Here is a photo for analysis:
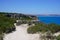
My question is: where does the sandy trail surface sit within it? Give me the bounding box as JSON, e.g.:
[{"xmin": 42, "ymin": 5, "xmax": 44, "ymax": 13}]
[{"xmin": 4, "ymin": 24, "xmax": 40, "ymax": 40}]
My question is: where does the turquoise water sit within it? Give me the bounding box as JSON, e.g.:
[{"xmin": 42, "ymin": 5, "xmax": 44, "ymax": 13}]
[{"xmin": 38, "ymin": 16, "xmax": 60, "ymax": 24}]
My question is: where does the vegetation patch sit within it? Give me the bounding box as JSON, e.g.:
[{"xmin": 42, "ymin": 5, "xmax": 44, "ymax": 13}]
[
  {"xmin": 56, "ymin": 35, "xmax": 60, "ymax": 40},
  {"xmin": 0, "ymin": 13, "xmax": 16, "ymax": 34},
  {"xmin": 27, "ymin": 23, "xmax": 60, "ymax": 34}
]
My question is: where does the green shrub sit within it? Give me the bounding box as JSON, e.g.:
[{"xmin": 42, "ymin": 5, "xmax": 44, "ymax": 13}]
[
  {"xmin": 0, "ymin": 13, "xmax": 16, "ymax": 33},
  {"xmin": 27, "ymin": 23, "xmax": 60, "ymax": 34},
  {"xmin": 56, "ymin": 35, "xmax": 60, "ymax": 40}
]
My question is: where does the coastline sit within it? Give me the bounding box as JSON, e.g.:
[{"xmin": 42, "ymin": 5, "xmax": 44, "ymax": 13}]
[{"xmin": 38, "ymin": 16, "xmax": 60, "ymax": 24}]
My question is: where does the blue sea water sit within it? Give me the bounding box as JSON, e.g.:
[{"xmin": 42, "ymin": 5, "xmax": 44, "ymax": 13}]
[{"xmin": 38, "ymin": 16, "xmax": 60, "ymax": 24}]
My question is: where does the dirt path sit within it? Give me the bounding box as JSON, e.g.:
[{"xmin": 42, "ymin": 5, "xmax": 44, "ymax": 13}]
[{"xmin": 4, "ymin": 24, "xmax": 40, "ymax": 40}]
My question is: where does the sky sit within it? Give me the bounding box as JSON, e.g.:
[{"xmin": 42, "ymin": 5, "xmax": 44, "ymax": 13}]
[{"xmin": 0, "ymin": 0, "xmax": 60, "ymax": 15}]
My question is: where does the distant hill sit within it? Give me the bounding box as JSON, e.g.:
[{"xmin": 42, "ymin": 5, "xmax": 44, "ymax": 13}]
[
  {"xmin": 36, "ymin": 14, "xmax": 60, "ymax": 16},
  {"xmin": 0, "ymin": 12, "xmax": 37, "ymax": 20}
]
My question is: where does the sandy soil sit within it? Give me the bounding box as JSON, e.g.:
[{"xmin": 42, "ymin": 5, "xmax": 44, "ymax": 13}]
[
  {"xmin": 53, "ymin": 32, "xmax": 60, "ymax": 36},
  {"xmin": 4, "ymin": 24, "xmax": 40, "ymax": 40}
]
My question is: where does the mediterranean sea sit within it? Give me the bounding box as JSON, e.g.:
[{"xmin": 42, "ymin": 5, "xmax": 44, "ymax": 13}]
[{"xmin": 38, "ymin": 16, "xmax": 60, "ymax": 24}]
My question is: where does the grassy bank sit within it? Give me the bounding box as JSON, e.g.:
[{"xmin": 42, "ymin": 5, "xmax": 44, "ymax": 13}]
[
  {"xmin": 0, "ymin": 14, "xmax": 16, "ymax": 33},
  {"xmin": 0, "ymin": 13, "xmax": 16, "ymax": 40},
  {"xmin": 27, "ymin": 23, "xmax": 60, "ymax": 40},
  {"xmin": 27, "ymin": 23, "xmax": 60, "ymax": 34}
]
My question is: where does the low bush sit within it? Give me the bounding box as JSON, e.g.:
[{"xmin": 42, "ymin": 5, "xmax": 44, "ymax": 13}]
[{"xmin": 27, "ymin": 23, "xmax": 60, "ymax": 34}]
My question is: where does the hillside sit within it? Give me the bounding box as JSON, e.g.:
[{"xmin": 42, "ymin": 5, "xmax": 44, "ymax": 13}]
[
  {"xmin": 0, "ymin": 12, "xmax": 37, "ymax": 20},
  {"xmin": 0, "ymin": 12, "xmax": 38, "ymax": 40}
]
